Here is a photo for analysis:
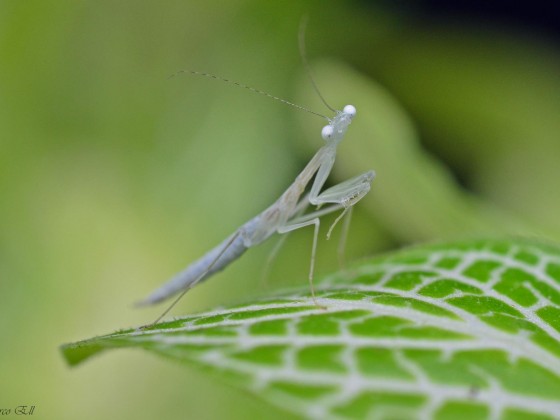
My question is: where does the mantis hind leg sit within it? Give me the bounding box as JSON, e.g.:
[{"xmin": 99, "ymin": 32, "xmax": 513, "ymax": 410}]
[{"xmin": 139, "ymin": 230, "xmax": 243, "ymax": 329}]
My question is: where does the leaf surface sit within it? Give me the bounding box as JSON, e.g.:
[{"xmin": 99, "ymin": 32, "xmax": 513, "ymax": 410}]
[{"xmin": 61, "ymin": 239, "xmax": 560, "ymax": 419}]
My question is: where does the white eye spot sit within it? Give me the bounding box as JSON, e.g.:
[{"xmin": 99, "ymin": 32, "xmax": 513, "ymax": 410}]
[
  {"xmin": 343, "ymin": 104, "xmax": 356, "ymax": 118},
  {"xmin": 321, "ymin": 125, "xmax": 334, "ymax": 139}
]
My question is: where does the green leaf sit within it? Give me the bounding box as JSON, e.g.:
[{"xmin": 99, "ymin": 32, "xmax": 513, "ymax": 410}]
[{"xmin": 61, "ymin": 239, "xmax": 560, "ymax": 419}]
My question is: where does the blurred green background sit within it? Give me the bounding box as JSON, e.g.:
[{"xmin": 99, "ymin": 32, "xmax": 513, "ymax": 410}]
[{"xmin": 2, "ymin": 0, "xmax": 560, "ymax": 419}]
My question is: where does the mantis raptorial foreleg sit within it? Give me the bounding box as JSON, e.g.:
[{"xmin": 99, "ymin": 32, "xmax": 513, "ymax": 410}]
[{"xmin": 275, "ymin": 167, "xmax": 375, "ymax": 302}]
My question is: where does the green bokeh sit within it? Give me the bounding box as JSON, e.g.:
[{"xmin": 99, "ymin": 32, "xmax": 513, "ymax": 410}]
[{"xmin": 2, "ymin": 1, "xmax": 560, "ymax": 419}]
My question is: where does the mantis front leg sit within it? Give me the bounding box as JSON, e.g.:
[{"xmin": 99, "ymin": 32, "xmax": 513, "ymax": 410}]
[
  {"xmin": 277, "ymin": 166, "xmax": 375, "ymax": 303},
  {"xmin": 313, "ymin": 169, "xmax": 376, "ymax": 234}
]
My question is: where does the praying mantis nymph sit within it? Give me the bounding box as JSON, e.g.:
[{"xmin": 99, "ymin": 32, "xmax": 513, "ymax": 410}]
[{"xmin": 138, "ymin": 26, "xmax": 376, "ymax": 326}]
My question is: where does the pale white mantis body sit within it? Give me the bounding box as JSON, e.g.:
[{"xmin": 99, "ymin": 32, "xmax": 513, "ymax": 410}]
[
  {"xmin": 138, "ymin": 28, "xmax": 375, "ymax": 325},
  {"xmin": 138, "ymin": 99, "xmax": 375, "ymax": 324}
]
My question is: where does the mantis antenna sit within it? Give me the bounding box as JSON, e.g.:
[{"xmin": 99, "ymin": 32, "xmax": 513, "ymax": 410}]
[
  {"xmin": 168, "ymin": 70, "xmax": 329, "ymax": 120},
  {"xmin": 168, "ymin": 17, "xmax": 335, "ymax": 120},
  {"xmin": 298, "ymin": 15, "xmax": 336, "ymax": 113}
]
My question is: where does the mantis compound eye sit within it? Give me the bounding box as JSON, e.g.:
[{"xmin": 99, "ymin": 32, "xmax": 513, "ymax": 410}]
[
  {"xmin": 343, "ymin": 105, "xmax": 356, "ymax": 118},
  {"xmin": 321, "ymin": 125, "xmax": 334, "ymax": 140}
]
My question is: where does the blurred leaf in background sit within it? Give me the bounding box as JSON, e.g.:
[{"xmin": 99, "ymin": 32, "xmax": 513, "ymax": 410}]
[{"xmin": 1, "ymin": 0, "xmax": 559, "ymax": 418}]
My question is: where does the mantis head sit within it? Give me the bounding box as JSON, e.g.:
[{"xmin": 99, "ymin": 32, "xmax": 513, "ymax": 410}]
[{"xmin": 321, "ymin": 105, "xmax": 356, "ymax": 143}]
